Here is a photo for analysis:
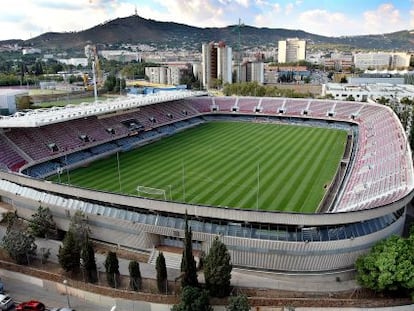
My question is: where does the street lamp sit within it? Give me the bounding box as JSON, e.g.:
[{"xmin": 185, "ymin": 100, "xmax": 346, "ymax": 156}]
[{"xmin": 63, "ymin": 279, "xmax": 71, "ymax": 308}]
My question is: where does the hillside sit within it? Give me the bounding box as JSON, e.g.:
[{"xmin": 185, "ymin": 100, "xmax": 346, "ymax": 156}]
[{"xmin": 5, "ymin": 14, "xmax": 413, "ymax": 51}]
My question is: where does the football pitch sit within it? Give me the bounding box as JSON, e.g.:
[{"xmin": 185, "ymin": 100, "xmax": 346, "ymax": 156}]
[{"xmin": 50, "ymin": 121, "xmax": 347, "ymax": 213}]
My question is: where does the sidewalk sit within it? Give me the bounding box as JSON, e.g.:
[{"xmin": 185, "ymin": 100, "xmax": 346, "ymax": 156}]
[{"xmin": 33, "ymin": 237, "xmax": 359, "ymax": 293}]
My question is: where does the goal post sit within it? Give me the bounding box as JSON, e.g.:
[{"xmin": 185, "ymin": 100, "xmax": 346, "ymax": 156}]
[{"xmin": 137, "ymin": 185, "xmax": 167, "ymax": 201}]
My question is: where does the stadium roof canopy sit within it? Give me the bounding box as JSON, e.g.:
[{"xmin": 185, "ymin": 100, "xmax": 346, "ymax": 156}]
[{"xmin": 0, "ymin": 90, "xmax": 207, "ymax": 128}]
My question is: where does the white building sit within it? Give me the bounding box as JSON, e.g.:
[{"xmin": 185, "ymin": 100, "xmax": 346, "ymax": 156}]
[
  {"xmin": 201, "ymin": 42, "xmax": 232, "ymax": 89},
  {"xmin": 0, "ymin": 89, "xmax": 29, "ymax": 115},
  {"xmin": 58, "ymin": 58, "xmax": 88, "ymax": 67},
  {"xmin": 145, "ymin": 66, "xmax": 184, "ymax": 86},
  {"xmin": 278, "ymin": 38, "xmax": 306, "ymax": 63},
  {"xmin": 354, "ymin": 52, "xmax": 411, "ymax": 70},
  {"xmin": 22, "ymin": 48, "xmax": 41, "ymax": 55},
  {"xmin": 99, "ymin": 50, "xmax": 141, "ymax": 62},
  {"xmin": 322, "ymin": 83, "xmax": 414, "ymax": 102}
]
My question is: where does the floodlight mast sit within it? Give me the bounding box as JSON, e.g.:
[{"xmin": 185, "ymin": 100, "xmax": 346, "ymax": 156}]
[{"xmin": 92, "ymin": 60, "xmax": 98, "ymax": 102}]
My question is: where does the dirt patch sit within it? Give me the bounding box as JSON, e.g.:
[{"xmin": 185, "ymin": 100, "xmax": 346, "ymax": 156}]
[{"xmin": 93, "ymin": 241, "xmax": 149, "ymax": 262}]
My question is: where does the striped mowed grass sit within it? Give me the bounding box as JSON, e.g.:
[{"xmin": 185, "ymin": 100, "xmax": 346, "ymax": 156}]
[{"xmin": 51, "ymin": 121, "xmax": 347, "ymax": 213}]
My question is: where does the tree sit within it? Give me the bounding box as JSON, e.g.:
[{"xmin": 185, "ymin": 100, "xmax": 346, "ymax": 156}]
[
  {"xmin": 180, "ymin": 214, "xmax": 198, "ymax": 288},
  {"xmin": 105, "ymin": 251, "xmax": 120, "ymax": 288},
  {"xmin": 128, "ymin": 260, "xmax": 142, "ymax": 291},
  {"xmin": 226, "ymin": 293, "xmax": 250, "ymax": 311},
  {"xmin": 156, "ymin": 252, "xmax": 168, "ymax": 294},
  {"xmin": 377, "ymin": 96, "xmax": 390, "ymax": 105},
  {"xmin": 2, "ymin": 228, "xmax": 37, "ymax": 265},
  {"xmin": 346, "ymin": 95, "xmax": 355, "ymax": 101},
  {"xmin": 356, "ymin": 234, "xmax": 414, "ymax": 297},
  {"xmin": 58, "ymin": 230, "xmax": 80, "ymax": 274},
  {"xmin": 171, "ymin": 286, "xmax": 213, "ymax": 311},
  {"xmin": 68, "ymin": 210, "xmax": 90, "ymax": 244},
  {"xmin": 58, "ymin": 211, "xmax": 90, "ymax": 274},
  {"xmin": 104, "ymin": 74, "xmax": 117, "ymax": 92},
  {"xmin": 80, "ymin": 234, "xmax": 97, "ymax": 283},
  {"xmin": 204, "ymin": 236, "xmax": 232, "ymax": 297},
  {"xmin": 28, "ymin": 206, "xmax": 57, "ymax": 238}
]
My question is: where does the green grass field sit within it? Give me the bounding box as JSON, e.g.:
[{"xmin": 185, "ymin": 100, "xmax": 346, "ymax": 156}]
[
  {"xmin": 33, "ymin": 96, "xmax": 107, "ymax": 108},
  {"xmin": 50, "ymin": 121, "xmax": 347, "ymax": 213}
]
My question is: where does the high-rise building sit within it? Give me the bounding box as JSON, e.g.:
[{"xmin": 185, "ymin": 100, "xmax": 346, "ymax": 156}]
[
  {"xmin": 278, "ymin": 38, "xmax": 306, "ymax": 63},
  {"xmin": 353, "ymin": 52, "xmax": 411, "ymax": 70},
  {"xmin": 240, "ymin": 61, "xmax": 264, "ymax": 84},
  {"xmin": 144, "ymin": 65, "xmax": 186, "ymax": 86},
  {"xmin": 202, "ymin": 41, "xmax": 232, "ymax": 89}
]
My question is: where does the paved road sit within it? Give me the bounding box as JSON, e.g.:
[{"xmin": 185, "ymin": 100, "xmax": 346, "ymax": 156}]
[{"xmin": 2, "ymin": 275, "xmax": 115, "ymax": 311}]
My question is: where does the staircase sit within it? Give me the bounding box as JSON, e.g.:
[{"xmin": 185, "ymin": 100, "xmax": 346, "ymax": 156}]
[{"xmin": 148, "ymin": 248, "xmax": 183, "ymax": 270}]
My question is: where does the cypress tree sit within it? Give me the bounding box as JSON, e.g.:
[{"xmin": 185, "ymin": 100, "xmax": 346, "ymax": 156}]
[
  {"xmin": 129, "ymin": 260, "xmax": 142, "ymax": 291},
  {"xmin": 204, "ymin": 236, "xmax": 232, "ymax": 297},
  {"xmin": 58, "ymin": 230, "xmax": 80, "ymax": 274},
  {"xmin": 80, "ymin": 234, "xmax": 97, "ymax": 283},
  {"xmin": 105, "ymin": 251, "xmax": 120, "ymax": 288},
  {"xmin": 180, "ymin": 213, "xmax": 198, "ymax": 288},
  {"xmin": 156, "ymin": 252, "xmax": 168, "ymax": 294}
]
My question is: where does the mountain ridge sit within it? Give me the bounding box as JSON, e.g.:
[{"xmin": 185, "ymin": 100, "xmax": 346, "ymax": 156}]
[{"xmin": 2, "ymin": 14, "xmax": 412, "ymax": 51}]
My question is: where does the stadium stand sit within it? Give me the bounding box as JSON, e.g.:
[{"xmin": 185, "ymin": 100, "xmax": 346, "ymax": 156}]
[
  {"xmin": 214, "ymin": 97, "xmax": 237, "ymax": 112},
  {"xmin": 0, "ymin": 134, "xmax": 27, "ymax": 171},
  {"xmin": 308, "ymin": 100, "xmax": 334, "ymax": 117},
  {"xmin": 237, "ymin": 97, "xmax": 260, "ymax": 113},
  {"xmin": 0, "ymin": 93, "xmax": 413, "ymax": 274},
  {"xmin": 0, "ymin": 96, "xmax": 411, "ymax": 215}
]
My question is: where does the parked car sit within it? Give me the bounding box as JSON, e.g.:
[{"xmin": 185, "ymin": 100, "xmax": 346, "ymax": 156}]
[
  {"xmin": 0, "ymin": 294, "xmax": 14, "ymax": 310},
  {"xmin": 50, "ymin": 308, "xmax": 76, "ymax": 311},
  {"xmin": 15, "ymin": 300, "xmax": 45, "ymax": 311}
]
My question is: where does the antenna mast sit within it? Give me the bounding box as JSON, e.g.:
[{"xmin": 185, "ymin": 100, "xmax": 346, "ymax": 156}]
[{"xmin": 233, "ymin": 18, "xmax": 244, "ymax": 82}]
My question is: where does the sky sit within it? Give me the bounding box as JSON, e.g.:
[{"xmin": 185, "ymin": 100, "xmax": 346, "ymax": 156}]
[{"xmin": 1, "ymin": 0, "xmax": 413, "ymax": 41}]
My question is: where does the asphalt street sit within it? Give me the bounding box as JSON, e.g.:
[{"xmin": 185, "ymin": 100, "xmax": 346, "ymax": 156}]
[{"xmin": 1, "ymin": 274, "xmax": 115, "ymax": 311}]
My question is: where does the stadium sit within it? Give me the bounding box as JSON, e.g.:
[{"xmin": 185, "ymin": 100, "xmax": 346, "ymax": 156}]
[{"xmin": 0, "ymin": 90, "xmax": 413, "ymax": 274}]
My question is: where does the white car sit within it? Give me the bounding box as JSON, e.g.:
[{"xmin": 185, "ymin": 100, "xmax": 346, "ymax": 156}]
[
  {"xmin": 0, "ymin": 294, "xmax": 13, "ymax": 311},
  {"xmin": 50, "ymin": 308, "xmax": 76, "ymax": 311}
]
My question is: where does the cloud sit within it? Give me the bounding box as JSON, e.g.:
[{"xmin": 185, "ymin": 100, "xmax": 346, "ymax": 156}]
[
  {"xmin": 254, "ymin": 3, "xmax": 282, "ymax": 28},
  {"xmin": 145, "ymin": 0, "xmax": 258, "ymax": 28},
  {"xmin": 411, "ymin": 8, "xmax": 414, "ymax": 30},
  {"xmin": 362, "ymin": 3, "xmax": 403, "ymax": 34},
  {"xmin": 0, "ymin": 0, "xmax": 411, "ymax": 41},
  {"xmin": 235, "ymin": 0, "xmax": 250, "ymax": 7},
  {"xmin": 285, "ymin": 3, "xmax": 294, "ymax": 15},
  {"xmin": 362, "ymin": 3, "xmax": 413, "ymax": 34},
  {"xmin": 297, "ymin": 9, "xmax": 351, "ymax": 36}
]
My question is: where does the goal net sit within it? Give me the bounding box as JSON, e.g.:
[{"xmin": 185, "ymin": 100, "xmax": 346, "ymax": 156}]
[{"xmin": 137, "ymin": 185, "xmax": 167, "ymax": 201}]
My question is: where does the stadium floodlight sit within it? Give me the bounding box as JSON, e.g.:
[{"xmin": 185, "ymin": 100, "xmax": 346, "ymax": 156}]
[
  {"xmin": 257, "ymin": 162, "xmax": 260, "ymax": 211},
  {"xmin": 137, "ymin": 185, "xmax": 167, "ymax": 201}
]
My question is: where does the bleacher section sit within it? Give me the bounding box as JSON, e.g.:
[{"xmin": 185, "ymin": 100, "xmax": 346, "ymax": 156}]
[
  {"xmin": 4, "ymin": 100, "xmax": 199, "ymax": 162},
  {"xmin": 238, "ymin": 97, "xmax": 260, "ymax": 113},
  {"xmin": 0, "ymin": 95, "xmax": 412, "ymax": 214},
  {"xmin": 0, "ymin": 134, "xmax": 27, "ymax": 171}
]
